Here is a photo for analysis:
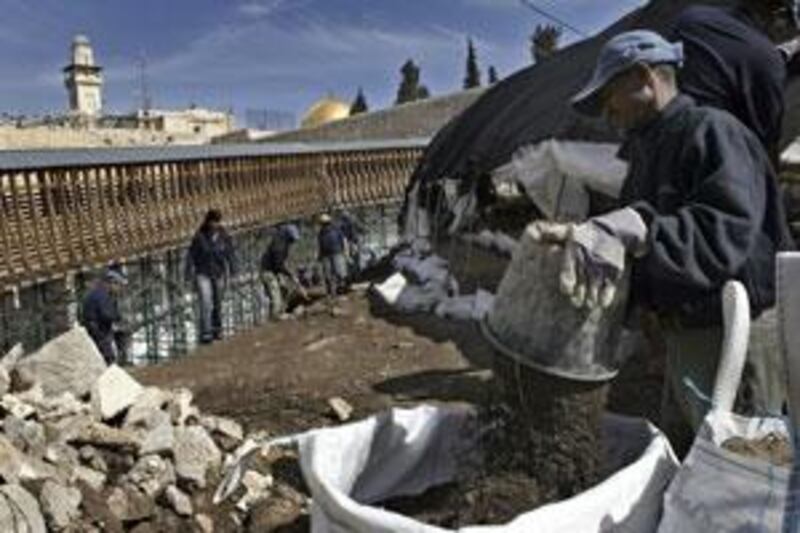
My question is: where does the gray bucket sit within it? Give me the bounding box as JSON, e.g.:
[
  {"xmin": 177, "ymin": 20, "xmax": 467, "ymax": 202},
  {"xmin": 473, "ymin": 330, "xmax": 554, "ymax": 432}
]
[{"xmin": 482, "ymin": 224, "xmax": 629, "ymax": 382}]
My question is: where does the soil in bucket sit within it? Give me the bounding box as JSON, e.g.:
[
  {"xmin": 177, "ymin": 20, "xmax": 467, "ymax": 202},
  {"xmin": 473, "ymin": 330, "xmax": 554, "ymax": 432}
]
[
  {"xmin": 382, "ymin": 356, "xmax": 610, "ymax": 527},
  {"xmin": 721, "ymin": 432, "xmax": 793, "ymax": 466}
]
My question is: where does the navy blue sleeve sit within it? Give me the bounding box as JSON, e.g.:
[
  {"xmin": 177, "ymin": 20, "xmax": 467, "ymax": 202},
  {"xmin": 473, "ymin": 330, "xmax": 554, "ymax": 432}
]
[{"xmin": 631, "ymin": 115, "xmax": 766, "ymax": 295}]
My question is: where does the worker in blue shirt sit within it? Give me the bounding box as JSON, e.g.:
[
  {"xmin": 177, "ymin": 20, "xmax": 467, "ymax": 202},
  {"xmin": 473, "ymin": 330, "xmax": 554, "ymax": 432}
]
[
  {"xmin": 186, "ymin": 209, "xmax": 237, "ymax": 343},
  {"xmin": 317, "ymin": 213, "xmax": 349, "ymax": 296},
  {"xmin": 261, "ymin": 223, "xmax": 307, "ymax": 318},
  {"xmin": 81, "ymin": 267, "xmax": 128, "ymax": 364}
]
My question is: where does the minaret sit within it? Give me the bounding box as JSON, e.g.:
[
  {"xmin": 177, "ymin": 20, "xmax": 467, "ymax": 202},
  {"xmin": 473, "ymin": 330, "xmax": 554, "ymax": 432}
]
[{"xmin": 63, "ymin": 35, "xmax": 103, "ymax": 116}]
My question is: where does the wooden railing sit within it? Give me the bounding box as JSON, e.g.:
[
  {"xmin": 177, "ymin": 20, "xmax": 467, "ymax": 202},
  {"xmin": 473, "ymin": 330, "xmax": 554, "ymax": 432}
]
[{"xmin": 0, "ymin": 141, "xmax": 425, "ymax": 289}]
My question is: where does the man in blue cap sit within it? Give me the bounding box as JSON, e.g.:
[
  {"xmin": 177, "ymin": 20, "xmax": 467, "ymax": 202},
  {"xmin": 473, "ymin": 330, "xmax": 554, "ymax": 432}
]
[
  {"xmin": 260, "ymin": 223, "xmax": 307, "ymax": 319},
  {"xmin": 534, "ymin": 30, "xmax": 793, "ymax": 454},
  {"xmin": 81, "ymin": 266, "xmax": 128, "ymax": 364}
]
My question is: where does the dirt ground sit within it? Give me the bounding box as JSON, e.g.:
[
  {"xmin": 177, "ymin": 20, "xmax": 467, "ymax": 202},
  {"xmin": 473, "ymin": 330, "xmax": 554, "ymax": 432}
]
[
  {"xmin": 134, "ymin": 291, "xmax": 496, "ymax": 436},
  {"xmin": 130, "ymin": 279, "xmax": 663, "ymax": 530}
]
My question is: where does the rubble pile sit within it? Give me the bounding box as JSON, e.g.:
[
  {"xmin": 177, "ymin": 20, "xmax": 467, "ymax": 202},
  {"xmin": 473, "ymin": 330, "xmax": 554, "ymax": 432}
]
[{"xmin": 0, "ymin": 327, "xmax": 309, "ymax": 532}]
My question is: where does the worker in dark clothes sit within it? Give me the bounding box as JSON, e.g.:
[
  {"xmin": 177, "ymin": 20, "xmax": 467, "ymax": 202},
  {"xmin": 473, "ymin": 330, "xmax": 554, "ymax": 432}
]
[
  {"xmin": 535, "ymin": 30, "xmax": 794, "ymax": 455},
  {"xmin": 260, "ymin": 223, "xmax": 307, "ymax": 318},
  {"xmin": 81, "ymin": 267, "xmax": 128, "ymax": 364},
  {"xmin": 670, "ymin": 0, "xmax": 800, "ymax": 163},
  {"xmin": 186, "ymin": 209, "xmax": 237, "ymax": 344},
  {"xmin": 317, "ymin": 213, "xmax": 349, "ymax": 296},
  {"xmin": 335, "ymin": 210, "xmax": 363, "ymax": 280}
]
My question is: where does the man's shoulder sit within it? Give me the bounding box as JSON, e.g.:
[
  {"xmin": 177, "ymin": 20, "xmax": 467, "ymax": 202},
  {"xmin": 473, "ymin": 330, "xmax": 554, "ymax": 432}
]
[
  {"xmin": 675, "ymin": 4, "xmax": 733, "ymax": 27},
  {"xmin": 676, "ymin": 100, "xmax": 763, "ymax": 150}
]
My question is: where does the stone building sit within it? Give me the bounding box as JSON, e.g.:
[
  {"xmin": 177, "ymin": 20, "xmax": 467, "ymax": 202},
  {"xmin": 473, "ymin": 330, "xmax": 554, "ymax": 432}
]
[{"xmin": 63, "ymin": 35, "xmax": 103, "ymax": 117}]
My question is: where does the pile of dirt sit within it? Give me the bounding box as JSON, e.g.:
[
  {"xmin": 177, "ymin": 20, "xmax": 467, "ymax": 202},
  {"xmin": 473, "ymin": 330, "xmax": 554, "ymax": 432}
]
[
  {"xmin": 381, "ymin": 360, "xmax": 610, "ymax": 528},
  {"xmin": 721, "ymin": 433, "xmax": 793, "ymax": 466}
]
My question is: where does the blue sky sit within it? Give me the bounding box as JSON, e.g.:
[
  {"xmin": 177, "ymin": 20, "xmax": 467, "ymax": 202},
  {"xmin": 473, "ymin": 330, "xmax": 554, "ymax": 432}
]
[{"xmin": 0, "ymin": 0, "xmax": 643, "ymax": 126}]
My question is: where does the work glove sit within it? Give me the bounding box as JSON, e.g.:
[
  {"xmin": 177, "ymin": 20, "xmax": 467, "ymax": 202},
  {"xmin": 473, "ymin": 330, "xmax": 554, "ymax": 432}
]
[{"xmin": 530, "ymin": 207, "xmax": 647, "ymax": 310}]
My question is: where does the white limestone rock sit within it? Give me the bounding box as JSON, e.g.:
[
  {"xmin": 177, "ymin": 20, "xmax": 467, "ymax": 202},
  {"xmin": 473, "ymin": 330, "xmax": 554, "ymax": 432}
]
[
  {"xmin": 165, "ymin": 485, "xmax": 193, "ymax": 516},
  {"xmin": 127, "ymin": 455, "xmax": 175, "ymax": 498},
  {"xmin": 201, "ymin": 415, "xmax": 243, "ymax": 451},
  {"xmin": 174, "ymin": 426, "xmax": 221, "ymax": 489},
  {"xmin": 16, "ymin": 327, "xmax": 107, "ymax": 398},
  {"xmin": 167, "ymin": 388, "xmax": 199, "ymax": 427},
  {"xmin": 40, "ymin": 480, "xmax": 82, "ymax": 531},
  {"xmin": 91, "ymin": 365, "xmax": 143, "ymax": 421},
  {"xmin": 236, "ymin": 470, "xmax": 273, "ymax": 512},
  {"xmin": 0, "ymin": 484, "xmax": 47, "ymax": 533},
  {"xmin": 124, "ymin": 387, "xmax": 169, "ymax": 428},
  {"xmin": 139, "ymin": 410, "xmax": 175, "ymax": 457}
]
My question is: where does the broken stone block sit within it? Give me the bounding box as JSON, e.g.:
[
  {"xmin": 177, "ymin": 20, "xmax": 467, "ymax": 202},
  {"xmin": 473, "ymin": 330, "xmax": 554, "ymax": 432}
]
[
  {"xmin": 195, "ymin": 513, "xmax": 214, "ymax": 533},
  {"xmin": 0, "ymin": 394, "xmax": 37, "ymax": 420},
  {"xmin": 201, "ymin": 415, "xmax": 243, "ymax": 451},
  {"xmin": 127, "ymin": 455, "xmax": 175, "ymax": 498},
  {"xmin": 91, "ymin": 365, "xmax": 144, "ymax": 421},
  {"xmin": 236, "ymin": 470, "xmax": 273, "ymax": 513},
  {"xmin": 327, "ymin": 397, "xmax": 353, "ymax": 422},
  {"xmin": 0, "ymin": 434, "xmax": 24, "ymax": 483},
  {"xmin": 4, "ymin": 414, "xmax": 46, "ymax": 457},
  {"xmin": 107, "ymin": 484, "xmax": 156, "ymax": 523},
  {"xmin": 74, "ymin": 465, "xmax": 107, "ymax": 491},
  {"xmin": 165, "ymin": 485, "xmax": 193, "ymax": 516},
  {"xmin": 0, "ymin": 484, "xmax": 47, "ymax": 533},
  {"xmin": 68, "ymin": 421, "xmax": 141, "ymax": 453},
  {"xmin": 0, "ymin": 366, "xmax": 10, "ymax": 398},
  {"xmin": 44, "ymin": 442, "xmax": 80, "ymax": 469},
  {"xmin": 40, "ymin": 480, "xmax": 82, "ymax": 531},
  {"xmin": 173, "ymin": 426, "xmax": 221, "ymax": 489},
  {"xmin": 124, "ymin": 387, "xmax": 169, "ymax": 428},
  {"xmin": 139, "ymin": 411, "xmax": 175, "ymax": 457},
  {"xmin": 79, "ymin": 446, "xmax": 108, "ymax": 474},
  {"xmin": 16, "ymin": 327, "xmax": 107, "ymax": 398},
  {"xmin": 38, "ymin": 391, "xmax": 90, "ymax": 422},
  {"xmin": 167, "ymin": 388, "xmax": 199, "ymax": 427}
]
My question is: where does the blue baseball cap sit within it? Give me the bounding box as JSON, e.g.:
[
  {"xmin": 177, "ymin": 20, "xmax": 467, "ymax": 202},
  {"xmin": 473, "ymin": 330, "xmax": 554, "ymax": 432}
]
[{"xmin": 572, "ymin": 30, "xmax": 684, "ymax": 117}]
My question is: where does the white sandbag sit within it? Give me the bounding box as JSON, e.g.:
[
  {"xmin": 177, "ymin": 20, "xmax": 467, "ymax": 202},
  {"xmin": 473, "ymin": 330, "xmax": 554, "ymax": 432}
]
[
  {"xmin": 373, "ymin": 273, "xmax": 408, "ymax": 306},
  {"xmin": 657, "ymin": 410, "xmax": 791, "ymax": 532},
  {"xmin": 435, "ymin": 290, "xmax": 495, "ymax": 322},
  {"xmin": 493, "ymin": 140, "xmax": 627, "ymax": 220},
  {"xmin": 657, "ymin": 280, "xmax": 793, "ymax": 532},
  {"xmin": 299, "ymin": 405, "xmax": 678, "ymax": 533}
]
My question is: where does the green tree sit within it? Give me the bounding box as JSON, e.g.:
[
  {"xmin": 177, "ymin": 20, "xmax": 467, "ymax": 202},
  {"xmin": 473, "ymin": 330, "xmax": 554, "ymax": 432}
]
[
  {"xmin": 531, "ymin": 24, "xmax": 562, "ymax": 64},
  {"xmin": 464, "ymin": 38, "xmax": 481, "ymax": 89},
  {"xmin": 488, "ymin": 65, "xmax": 499, "ymax": 84},
  {"xmin": 395, "ymin": 60, "xmax": 430, "ymax": 105},
  {"xmin": 350, "ymin": 87, "xmax": 369, "ymax": 115}
]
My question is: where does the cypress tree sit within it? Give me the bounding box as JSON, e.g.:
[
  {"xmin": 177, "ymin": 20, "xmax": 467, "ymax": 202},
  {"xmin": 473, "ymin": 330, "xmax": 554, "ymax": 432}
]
[
  {"xmin": 350, "ymin": 87, "xmax": 369, "ymax": 115},
  {"xmin": 488, "ymin": 66, "xmax": 499, "ymax": 84},
  {"xmin": 464, "ymin": 38, "xmax": 482, "ymax": 89}
]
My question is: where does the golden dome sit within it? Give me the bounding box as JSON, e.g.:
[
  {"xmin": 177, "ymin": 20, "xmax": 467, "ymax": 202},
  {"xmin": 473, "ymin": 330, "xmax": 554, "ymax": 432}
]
[{"xmin": 300, "ymin": 97, "xmax": 350, "ymax": 129}]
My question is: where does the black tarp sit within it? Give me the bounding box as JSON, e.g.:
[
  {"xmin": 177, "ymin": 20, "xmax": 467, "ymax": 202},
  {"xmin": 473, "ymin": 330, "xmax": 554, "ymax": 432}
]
[{"xmin": 406, "ymin": 0, "xmax": 757, "ymax": 195}]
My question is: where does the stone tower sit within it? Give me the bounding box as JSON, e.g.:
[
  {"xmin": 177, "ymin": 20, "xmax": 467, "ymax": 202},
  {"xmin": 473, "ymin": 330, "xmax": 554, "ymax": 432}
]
[{"xmin": 63, "ymin": 35, "xmax": 103, "ymax": 116}]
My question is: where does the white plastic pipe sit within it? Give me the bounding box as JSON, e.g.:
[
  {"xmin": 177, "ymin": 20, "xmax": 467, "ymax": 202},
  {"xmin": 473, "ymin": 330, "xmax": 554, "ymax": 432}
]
[{"xmin": 710, "ymin": 280, "xmax": 751, "ymax": 412}]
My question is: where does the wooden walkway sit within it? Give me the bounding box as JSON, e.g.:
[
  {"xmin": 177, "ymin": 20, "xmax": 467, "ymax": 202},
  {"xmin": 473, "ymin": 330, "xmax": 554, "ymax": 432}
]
[{"xmin": 0, "ymin": 140, "xmax": 426, "ymax": 289}]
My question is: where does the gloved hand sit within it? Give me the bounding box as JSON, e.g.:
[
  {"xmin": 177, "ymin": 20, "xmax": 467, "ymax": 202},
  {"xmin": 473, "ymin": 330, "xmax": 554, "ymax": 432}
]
[{"xmin": 530, "ymin": 208, "xmax": 648, "ymax": 310}]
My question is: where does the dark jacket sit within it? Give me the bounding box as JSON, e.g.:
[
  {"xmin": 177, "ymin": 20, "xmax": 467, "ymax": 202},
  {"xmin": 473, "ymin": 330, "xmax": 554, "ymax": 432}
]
[
  {"xmin": 620, "ymin": 95, "xmax": 794, "ymax": 326},
  {"xmin": 261, "ymin": 232, "xmax": 291, "ymax": 276},
  {"xmin": 187, "ymin": 228, "xmax": 236, "ymax": 279},
  {"xmin": 81, "ymin": 284, "xmax": 120, "ymax": 349},
  {"xmin": 318, "ymin": 223, "xmax": 346, "ymax": 258},
  {"xmin": 670, "ymin": 5, "xmax": 786, "ymax": 162}
]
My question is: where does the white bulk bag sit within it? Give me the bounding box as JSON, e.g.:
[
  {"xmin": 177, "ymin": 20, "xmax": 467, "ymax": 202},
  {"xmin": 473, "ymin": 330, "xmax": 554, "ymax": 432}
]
[
  {"xmin": 299, "ymin": 405, "xmax": 678, "ymax": 533},
  {"xmin": 657, "ymin": 279, "xmax": 794, "ymax": 532}
]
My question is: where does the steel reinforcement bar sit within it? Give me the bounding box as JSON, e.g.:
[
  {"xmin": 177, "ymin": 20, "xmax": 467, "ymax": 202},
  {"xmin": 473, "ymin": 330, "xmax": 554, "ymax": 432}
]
[{"xmin": 0, "ymin": 139, "xmax": 426, "ymax": 290}]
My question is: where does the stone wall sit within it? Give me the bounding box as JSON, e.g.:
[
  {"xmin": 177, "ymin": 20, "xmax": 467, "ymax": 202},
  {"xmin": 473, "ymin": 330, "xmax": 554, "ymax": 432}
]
[
  {"xmin": 0, "ymin": 126, "xmax": 212, "ymax": 150},
  {"xmin": 263, "ymin": 88, "xmax": 486, "ymax": 143}
]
